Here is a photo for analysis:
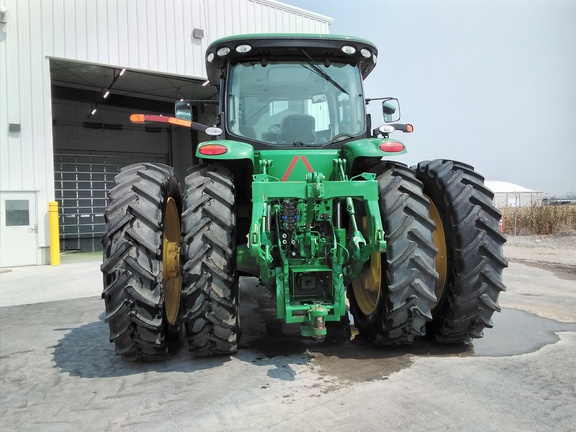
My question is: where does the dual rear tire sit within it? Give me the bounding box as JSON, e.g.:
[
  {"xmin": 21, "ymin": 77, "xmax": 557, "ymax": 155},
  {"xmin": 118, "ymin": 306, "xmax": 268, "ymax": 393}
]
[
  {"xmin": 416, "ymin": 159, "xmax": 508, "ymax": 342},
  {"xmin": 102, "ymin": 163, "xmax": 239, "ymax": 361},
  {"xmin": 348, "ymin": 159, "xmax": 507, "ymax": 345},
  {"xmin": 348, "ymin": 161, "xmax": 438, "ymax": 345}
]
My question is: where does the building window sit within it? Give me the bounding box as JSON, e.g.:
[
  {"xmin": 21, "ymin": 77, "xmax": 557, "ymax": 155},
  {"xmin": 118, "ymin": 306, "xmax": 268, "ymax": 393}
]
[{"xmin": 5, "ymin": 200, "xmax": 30, "ymax": 226}]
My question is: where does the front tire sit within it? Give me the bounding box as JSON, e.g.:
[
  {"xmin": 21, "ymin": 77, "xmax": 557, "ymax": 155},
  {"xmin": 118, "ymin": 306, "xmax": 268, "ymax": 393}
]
[
  {"xmin": 415, "ymin": 159, "xmax": 508, "ymax": 343},
  {"xmin": 181, "ymin": 165, "xmax": 240, "ymax": 356},
  {"xmin": 101, "ymin": 163, "xmax": 182, "ymax": 362},
  {"xmin": 348, "ymin": 161, "xmax": 438, "ymax": 345}
]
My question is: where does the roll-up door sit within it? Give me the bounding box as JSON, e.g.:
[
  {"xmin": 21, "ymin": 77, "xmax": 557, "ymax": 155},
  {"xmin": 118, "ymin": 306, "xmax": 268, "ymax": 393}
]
[{"xmin": 54, "ymin": 152, "xmax": 167, "ymax": 252}]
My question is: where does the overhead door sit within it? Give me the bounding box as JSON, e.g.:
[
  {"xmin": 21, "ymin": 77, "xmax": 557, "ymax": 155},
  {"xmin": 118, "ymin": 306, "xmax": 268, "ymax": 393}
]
[{"xmin": 54, "ymin": 152, "xmax": 167, "ymax": 252}]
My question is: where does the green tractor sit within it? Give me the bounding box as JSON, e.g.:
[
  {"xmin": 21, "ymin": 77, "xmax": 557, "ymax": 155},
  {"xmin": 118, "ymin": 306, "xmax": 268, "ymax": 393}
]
[{"xmin": 101, "ymin": 34, "xmax": 507, "ymax": 361}]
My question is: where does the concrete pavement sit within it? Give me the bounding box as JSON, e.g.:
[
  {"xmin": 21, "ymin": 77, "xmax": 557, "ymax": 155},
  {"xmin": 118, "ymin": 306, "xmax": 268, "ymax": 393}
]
[
  {"xmin": 0, "ymin": 253, "xmax": 102, "ymax": 307},
  {"xmin": 1, "ymin": 255, "xmax": 576, "ymax": 431}
]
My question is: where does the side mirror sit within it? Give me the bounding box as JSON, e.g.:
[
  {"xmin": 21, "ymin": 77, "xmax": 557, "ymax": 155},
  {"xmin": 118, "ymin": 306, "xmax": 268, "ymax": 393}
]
[
  {"xmin": 175, "ymin": 100, "xmax": 193, "ymax": 121},
  {"xmin": 382, "ymin": 98, "xmax": 401, "ymax": 123}
]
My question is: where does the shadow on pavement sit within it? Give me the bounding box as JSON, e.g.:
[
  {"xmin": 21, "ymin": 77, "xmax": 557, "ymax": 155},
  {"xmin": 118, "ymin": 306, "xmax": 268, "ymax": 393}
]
[{"xmin": 53, "ymin": 319, "xmax": 236, "ymax": 378}]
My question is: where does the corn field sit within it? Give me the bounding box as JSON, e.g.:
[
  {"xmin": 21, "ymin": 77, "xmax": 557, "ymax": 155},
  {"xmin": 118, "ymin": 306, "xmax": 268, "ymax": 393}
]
[{"xmin": 500, "ymin": 204, "xmax": 576, "ymax": 235}]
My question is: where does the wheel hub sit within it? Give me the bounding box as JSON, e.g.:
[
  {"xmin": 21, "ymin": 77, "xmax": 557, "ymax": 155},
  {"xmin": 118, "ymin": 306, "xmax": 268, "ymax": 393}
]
[
  {"xmin": 352, "ymin": 253, "xmax": 382, "ymax": 316},
  {"xmin": 162, "ymin": 197, "xmax": 181, "ymax": 325},
  {"xmin": 427, "ymin": 197, "xmax": 447, "ymax": 310}
]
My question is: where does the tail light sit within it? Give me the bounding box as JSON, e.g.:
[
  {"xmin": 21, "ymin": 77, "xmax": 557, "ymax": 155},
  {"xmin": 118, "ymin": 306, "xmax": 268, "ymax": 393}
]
[
  {"xmin": 199, "ymin": 144, "xmax": 227, "ymax": 155},
  {"xmin": 379, "ymin": 141, "xmax": 405, "ymax": 153}
]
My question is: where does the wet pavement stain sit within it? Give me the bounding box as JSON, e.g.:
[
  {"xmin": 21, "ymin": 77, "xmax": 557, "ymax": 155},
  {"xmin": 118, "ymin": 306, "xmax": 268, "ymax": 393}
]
[
  {"xmin": 471, "ymin": 308, "xmax": 576, "ymax": 357},
  {"xmin": 239, "ymin": 279, "xmax": 576, "ymax": 383},
  {"xmin": 242, "ymin": 304, "xmax": 576, "ymax": 383}
]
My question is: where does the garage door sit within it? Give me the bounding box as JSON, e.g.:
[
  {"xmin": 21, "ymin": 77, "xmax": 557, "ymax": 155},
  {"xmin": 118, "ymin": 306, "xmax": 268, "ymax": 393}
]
[{"xmin": 54, "ymin": 152, "xmax": 167, "ymax": 252}]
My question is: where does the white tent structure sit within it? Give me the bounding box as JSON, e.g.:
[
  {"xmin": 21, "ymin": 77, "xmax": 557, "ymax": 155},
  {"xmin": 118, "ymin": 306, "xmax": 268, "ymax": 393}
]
[{"xmin": 485, "ymin": 181, "xmax": 542, "ymax": 208}]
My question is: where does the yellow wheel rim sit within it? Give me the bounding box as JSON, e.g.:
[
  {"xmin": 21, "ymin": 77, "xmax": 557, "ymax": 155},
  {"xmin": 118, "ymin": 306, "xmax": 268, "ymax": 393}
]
[
  {"xmin": 427, "ymin": 197, "xmax": 447, "ymax": 310},
  {"xmin": 352, "ymin": 252, "xmax": 382, "ymax": 316},
  {"xmin": 162, "ymin": 197, "xmax": 181, "ymax": 325}
]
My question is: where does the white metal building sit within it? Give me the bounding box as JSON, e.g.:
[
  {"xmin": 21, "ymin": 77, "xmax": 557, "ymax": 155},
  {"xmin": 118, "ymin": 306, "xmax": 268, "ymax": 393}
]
[
  {"xmin": 0, "ymin": 0, "xmax": 331, "ymax": 267},
  {"xmin": 485, "ymin": 181, "xmax": 543, "ymax": 208}
]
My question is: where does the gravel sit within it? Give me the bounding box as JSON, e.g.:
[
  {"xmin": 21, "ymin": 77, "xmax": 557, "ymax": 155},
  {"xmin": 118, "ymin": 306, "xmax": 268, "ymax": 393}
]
[{"xmin": 504, "ymin": 232, "xmax": 576, "ymax": 271}]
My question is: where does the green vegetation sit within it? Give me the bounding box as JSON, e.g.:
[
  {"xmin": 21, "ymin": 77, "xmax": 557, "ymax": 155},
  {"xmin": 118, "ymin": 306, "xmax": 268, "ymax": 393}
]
[{"xmin": 500, "ymin": 204, "xmax": 576, "ymax": 235}]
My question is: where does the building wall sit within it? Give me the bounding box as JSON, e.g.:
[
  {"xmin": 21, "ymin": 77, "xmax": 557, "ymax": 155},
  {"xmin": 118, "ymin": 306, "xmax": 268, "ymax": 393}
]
[
  {"xmin": 493, "ymin": 191, "xmax": 543, "ymax": 208},
  {"xmin": 0, "ymin": 0, "xmax": 331, "ymax": 265}
]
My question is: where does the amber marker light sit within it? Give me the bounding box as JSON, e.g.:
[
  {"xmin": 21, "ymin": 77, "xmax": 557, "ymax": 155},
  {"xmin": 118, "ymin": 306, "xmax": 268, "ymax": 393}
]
[
  {"xmin": 167, "ymin": 117, "xmax": 192, "ymax": 127},
  {"xmin": 199, "ymin": 144, "xmax": 227, "ymax": 155},
  {"xmin": 130, "ymin": 114, "xmax": 145, "ymax": 123},
  {"xmin": 379, "ymin": 141, "xmax": 405, "ymax": 152}
]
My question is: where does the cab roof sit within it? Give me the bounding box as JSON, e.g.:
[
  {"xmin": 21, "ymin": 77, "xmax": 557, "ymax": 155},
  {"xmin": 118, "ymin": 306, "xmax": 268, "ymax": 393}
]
[{"xmin": 205, "ymin": 33, "xmax": 379, "ymax": 84}]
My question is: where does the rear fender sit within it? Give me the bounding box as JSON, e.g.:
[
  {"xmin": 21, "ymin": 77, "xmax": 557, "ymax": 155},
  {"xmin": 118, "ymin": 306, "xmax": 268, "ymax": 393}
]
[
  {"xmin": 196, "ymin": 140, "xmax": 255, "ymax": 166},
  {"xmin": 342, "ymin": 138, "xmax": 407, "ymax": 174}
]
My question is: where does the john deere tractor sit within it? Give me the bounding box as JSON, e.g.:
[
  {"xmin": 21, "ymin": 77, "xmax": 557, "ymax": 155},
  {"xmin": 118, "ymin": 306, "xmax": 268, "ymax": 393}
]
[{"xmin": 101, "ymin": 34, "xmax": 507, "ymax": 361}]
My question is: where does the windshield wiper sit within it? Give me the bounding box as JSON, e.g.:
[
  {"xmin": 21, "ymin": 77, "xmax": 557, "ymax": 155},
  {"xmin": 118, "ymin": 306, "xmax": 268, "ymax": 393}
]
[{"xmin": 300, "ymin": 49, "xmax": 348, "ymax": 95}]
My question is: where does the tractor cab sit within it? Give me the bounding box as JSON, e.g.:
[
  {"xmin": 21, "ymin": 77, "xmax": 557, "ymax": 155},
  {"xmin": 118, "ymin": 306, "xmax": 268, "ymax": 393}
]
[{"xmin": 196, "ymin": 34, "xmax": 381, "ymax": 148}]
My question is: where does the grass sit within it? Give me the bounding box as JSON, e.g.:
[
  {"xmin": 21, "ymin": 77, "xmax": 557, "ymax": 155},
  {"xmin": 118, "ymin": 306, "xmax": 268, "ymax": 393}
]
[{"xmin": 500, "ymin": 204, "xmax": 576, "ymax": 235}]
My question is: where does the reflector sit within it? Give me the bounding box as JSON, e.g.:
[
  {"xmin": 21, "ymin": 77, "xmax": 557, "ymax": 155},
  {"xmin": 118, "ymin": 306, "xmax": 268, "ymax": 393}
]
[
  {"xmin": 199, "ymin": 144, "xmax": 227, "ymax": 155},
  {"xmin": 379, "ymin": 141, "xmax": 405, "ymax": 153}
]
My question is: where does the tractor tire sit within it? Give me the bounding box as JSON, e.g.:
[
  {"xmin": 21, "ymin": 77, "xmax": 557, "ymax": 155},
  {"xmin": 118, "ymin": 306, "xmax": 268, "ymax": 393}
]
[
  {"xmin": 101, "ymin": 163, "xmax": 182, "ymax": 362},
  {"xmin": 348, "ymin": 161, "xmax": 438, "ymax": 345},
  {"xmin": 415, "ymin": 159, "xmax": 508, "ymax": 343},
  {"xmin": 181, "ymin": 164, "xmax": 240, "ymax": 356}
]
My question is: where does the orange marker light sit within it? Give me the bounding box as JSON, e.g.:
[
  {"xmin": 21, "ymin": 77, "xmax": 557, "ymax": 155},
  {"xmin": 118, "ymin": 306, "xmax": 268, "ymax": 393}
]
[
  {"xmin": 199, "ymin": 144, "xmax": 227, "ymax": 155},
  {"xmin": 130, "ymin": 114, "xmax": 145, "ymax": 123},
  {"xmin": 168, "ymin": 117, "xmax": 192, "ymax": 128}
]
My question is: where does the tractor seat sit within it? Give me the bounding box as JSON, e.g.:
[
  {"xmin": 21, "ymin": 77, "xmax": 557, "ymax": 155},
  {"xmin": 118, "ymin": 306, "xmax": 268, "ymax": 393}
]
[{"xmin": 277, "ymin": 114, "xmax": 316, "ymax": 145}]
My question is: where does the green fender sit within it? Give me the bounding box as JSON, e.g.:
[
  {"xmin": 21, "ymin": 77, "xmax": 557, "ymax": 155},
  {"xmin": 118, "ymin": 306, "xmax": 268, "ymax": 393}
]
[
  {"xmin": 196, "ymin": 140, "xmax": 255, "ymax": 164},
  {"xmin": 342, "ymin": 138, "xmax": 407, "ymax": 172}
]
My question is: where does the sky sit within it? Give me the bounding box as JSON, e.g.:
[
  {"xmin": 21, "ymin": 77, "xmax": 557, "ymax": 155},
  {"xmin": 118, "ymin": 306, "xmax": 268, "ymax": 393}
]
[{"xmin": 280, "ymin": 0, "xmax": 576, "ymax": 197}]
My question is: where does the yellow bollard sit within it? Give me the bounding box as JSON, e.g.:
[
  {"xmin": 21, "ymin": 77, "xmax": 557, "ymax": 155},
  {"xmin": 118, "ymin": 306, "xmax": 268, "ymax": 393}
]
[{"xmin": 49, "ymin": 201, "xmax": 61, "ymax": 266}]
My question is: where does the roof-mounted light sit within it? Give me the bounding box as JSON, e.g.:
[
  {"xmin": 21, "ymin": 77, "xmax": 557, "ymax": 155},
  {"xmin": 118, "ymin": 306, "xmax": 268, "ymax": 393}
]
[
  {"xmin": 207, "ymin": 52, "xmax": 215, "ymax": 63},
  {"xmin": 373, "ymin": 54, "xmax": 377, "ymax": 64},
  {"xmin": 217, "ymin": 47, "xmax": 231, "ymax": 57},
  {"xmin": 360, "ymin": 48, "xmax": 372, "ymax": 59},
  {"xmin": 236, "ymin": 44, "xmax": 252, "ymax": 53},
  {"xmin": 341, "ymin": 45, "xmax": 356, "ymax": 55}
]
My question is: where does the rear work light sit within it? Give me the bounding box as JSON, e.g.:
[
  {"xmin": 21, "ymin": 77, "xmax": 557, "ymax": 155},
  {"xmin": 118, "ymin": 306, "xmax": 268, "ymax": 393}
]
[
  {"xmin": 235, "ymin": 44, "xmax": 252, "ymax": 53},
  {"xmin": 199, "ymin": 144, "xmax": 227, "ymax": 155},
  {"xmin": 217, "ymin": 47, "xmax": 231, "ymax": 57},
  {"xmin": 379, "ymin": 141, "xmax": 405, "ymax": 153}
]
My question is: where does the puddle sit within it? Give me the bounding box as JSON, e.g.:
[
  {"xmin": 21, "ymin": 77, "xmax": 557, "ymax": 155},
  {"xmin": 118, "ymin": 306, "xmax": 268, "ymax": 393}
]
[
  {"xmin": 239, "ymin": 279, "xmax": 576, "ymax": 383},
  {"xmin": 241, "ymin": 300, "xmax": 576, "ymax": 383},
  {"xmin": 470, "ymin": 308, "xmax": 576, "ymax": 356}
]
